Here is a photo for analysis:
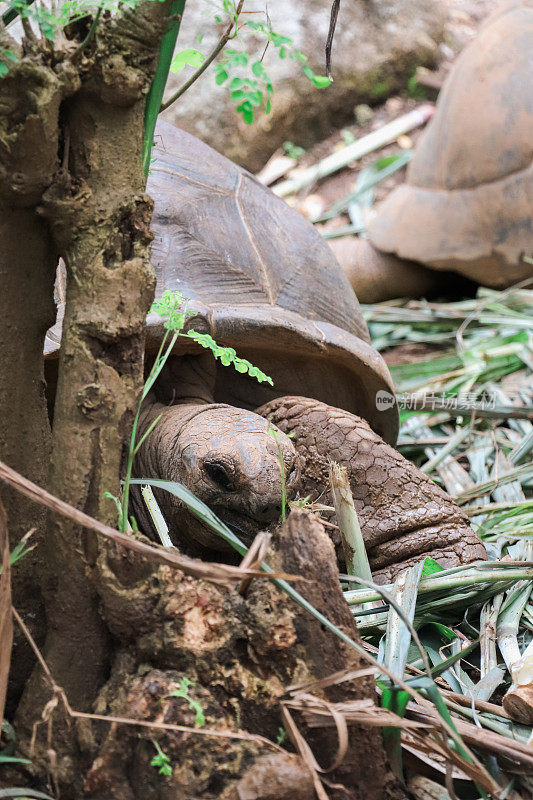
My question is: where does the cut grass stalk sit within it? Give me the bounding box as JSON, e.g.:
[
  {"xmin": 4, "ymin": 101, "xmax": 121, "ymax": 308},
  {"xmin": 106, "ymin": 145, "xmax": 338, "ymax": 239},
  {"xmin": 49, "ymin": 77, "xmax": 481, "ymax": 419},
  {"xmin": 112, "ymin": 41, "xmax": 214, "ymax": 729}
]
[
  {"xmin": 344, "ymin": 564, "xmax": 533, "ymax": 609},
  {"xmin": 313, "ymin": 151, "xmax": 412, "ymax": 223},
  {"xmin": 420, "ymin": 426, "xmax": 471, "ymax": 474},
  {"xmin": 329, "ymin": 462, "xmax": 371, "ymax": 580},
  {"xmin": 379, "ymin": 562, "xmax": 426, "ymax": 780},
  {"xmin": 480, "ymin": 597, "xmax": 502, "ymax": 680},
  {"xmin": 497, "ymin": 582, "xmax": 533, "ymax": 723},
  {"xmin": 141, "ymin": 484, "xmax": 174, "ymax": 549},
  {"xmin": 273, "ymin": 106, "xmax": 434, "ymax": 197},
  {"xmin": 454, "ymin": 463, "xmax": 533, "ymax": 505}
]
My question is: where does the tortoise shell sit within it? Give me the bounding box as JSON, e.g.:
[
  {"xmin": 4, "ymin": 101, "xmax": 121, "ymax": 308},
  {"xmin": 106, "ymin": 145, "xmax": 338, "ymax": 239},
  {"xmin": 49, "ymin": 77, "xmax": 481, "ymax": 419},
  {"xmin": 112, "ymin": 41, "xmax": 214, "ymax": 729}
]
[
  {"xmin": 368, "ymin": 1, "xmax": 533, "ymax": 287},
  {"xmin": 46, "ymin": 120, "xmax": 398, "ymax": 444}
]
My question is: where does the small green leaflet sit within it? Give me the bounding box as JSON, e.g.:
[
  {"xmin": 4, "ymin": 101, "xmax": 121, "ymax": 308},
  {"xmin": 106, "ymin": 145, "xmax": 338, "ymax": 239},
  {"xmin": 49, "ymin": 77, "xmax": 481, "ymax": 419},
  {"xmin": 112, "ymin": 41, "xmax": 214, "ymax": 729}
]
[
  {"xmin": 168, "ymin": 677, "xmax": 206, "ymax": 727},
  {"xmin": 0, "ymin": 47, "xmax": 17, "ymax": 76},
  {"xmin": 185, "ymin": 330, "xmax": 274, "ymax": 385},
  {"xmin": 170, "ymin": 48, "xmax": 205, "ymax": 74},
  {"xmin": 311, "ymin": 75, "xmax": 331, "ymax": 88},
  {"xmin": 215, "ymin": 68, "xmax": 228, "ymax": 84},
  {"xmin": 150, "ymin": 741, "xmax": 172, "ymax": 777}
]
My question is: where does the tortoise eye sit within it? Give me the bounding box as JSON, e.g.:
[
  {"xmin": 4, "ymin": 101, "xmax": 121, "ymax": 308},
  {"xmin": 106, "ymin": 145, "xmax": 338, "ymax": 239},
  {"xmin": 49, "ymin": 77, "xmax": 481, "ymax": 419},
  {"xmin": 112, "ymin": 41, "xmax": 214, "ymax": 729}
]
[{"xmin": 203, "ymin": 459, "xmax": 235, "ymax": 492}]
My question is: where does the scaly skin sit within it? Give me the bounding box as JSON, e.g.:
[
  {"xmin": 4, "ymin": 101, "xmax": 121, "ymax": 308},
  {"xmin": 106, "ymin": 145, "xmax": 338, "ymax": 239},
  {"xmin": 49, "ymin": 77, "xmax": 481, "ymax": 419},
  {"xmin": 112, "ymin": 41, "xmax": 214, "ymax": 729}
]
[
  {"xmin": 134, "ymin": 400, "xmax": 300, "ymax": 553},
  {"xmin": 257, "ymin": 396, "xmax": 487, "ymax": 583}
]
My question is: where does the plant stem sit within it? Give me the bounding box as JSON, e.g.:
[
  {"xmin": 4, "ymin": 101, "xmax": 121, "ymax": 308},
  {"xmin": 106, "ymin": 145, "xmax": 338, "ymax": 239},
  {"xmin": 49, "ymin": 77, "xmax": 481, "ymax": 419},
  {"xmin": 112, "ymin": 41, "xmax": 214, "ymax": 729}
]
[
  {"xmin": 143, "ymin": 0, "xmax": 187, "ymax": 178},
  {"xmin": 160, "ymin": 0, "xmax": 244, "ymax": 112},
  {"xmin": 20, "ymin": 12, "xmax": 36, "ymax": 42},
  {"xmin": 120, "ymin": 329, "xmax": 177, "ymax": 531},
  {"xmin": 73, "ymin": 5, "xmax": 102, "ymax": 58}
]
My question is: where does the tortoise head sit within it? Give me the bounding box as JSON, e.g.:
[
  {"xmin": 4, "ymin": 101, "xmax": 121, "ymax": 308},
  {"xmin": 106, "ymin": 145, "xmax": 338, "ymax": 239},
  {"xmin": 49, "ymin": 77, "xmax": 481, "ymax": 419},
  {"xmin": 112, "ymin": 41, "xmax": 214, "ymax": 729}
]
[{"xmin": 135, "ymin": 402, "xmax": 300, "ymax": 550}]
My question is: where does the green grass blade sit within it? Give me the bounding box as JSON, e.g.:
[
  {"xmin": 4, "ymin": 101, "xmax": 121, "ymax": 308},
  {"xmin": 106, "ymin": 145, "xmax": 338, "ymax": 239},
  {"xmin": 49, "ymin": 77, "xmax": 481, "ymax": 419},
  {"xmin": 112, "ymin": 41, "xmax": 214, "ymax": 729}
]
[{"xmin": 143, "ymin": 0, "xmax": 187, "ymax": 178}]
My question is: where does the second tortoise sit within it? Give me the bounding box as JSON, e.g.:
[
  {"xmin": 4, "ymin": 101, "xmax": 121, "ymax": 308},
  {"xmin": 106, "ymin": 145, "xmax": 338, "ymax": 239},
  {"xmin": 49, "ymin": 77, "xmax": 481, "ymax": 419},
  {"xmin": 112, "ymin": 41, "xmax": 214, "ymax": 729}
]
[{"xmin": 331, "ymin": 1, "xmax": 533, "ymax": 303}]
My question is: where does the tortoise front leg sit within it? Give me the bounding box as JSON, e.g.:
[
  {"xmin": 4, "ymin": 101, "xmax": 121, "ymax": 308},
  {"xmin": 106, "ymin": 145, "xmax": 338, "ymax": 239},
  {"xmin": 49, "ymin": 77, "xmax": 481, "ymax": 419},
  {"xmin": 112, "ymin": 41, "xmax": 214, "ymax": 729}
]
[{"xmin": 257, "ymin": 396, "xmax": 486, "ymax": 583}]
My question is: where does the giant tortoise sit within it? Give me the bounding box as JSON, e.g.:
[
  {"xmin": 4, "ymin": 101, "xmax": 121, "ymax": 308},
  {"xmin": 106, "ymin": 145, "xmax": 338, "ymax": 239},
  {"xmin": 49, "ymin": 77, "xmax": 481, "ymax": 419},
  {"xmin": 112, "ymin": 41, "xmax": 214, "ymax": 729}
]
[
  {"xmin": 45, "ymin": 120, "xmax": 486, "ymax": 582},
  {"xmin": 332, "ymin": 0, "xmax": 533, "ymax": 304}
]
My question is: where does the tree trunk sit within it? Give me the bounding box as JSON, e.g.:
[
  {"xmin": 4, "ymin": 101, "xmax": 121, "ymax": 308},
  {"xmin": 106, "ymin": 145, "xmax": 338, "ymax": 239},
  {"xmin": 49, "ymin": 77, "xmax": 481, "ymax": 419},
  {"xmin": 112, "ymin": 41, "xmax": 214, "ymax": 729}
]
[
  {"xmin": 12, "ymin": 2, "xmax": 176, "ymax": 780},
  {"xmin": 37, "ymin": 92, "xmax": 156, "ymax": 719},
  {"xmin": 0, "ymin": 54, "xmax": 61, "ymax": 711}
]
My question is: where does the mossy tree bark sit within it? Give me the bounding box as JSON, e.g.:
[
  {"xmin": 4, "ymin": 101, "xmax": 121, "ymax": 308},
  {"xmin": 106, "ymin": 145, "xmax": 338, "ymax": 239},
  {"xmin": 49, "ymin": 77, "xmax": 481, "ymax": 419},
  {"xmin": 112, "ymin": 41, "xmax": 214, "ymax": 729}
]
[{"xmin": 37, "ymin": 33, "xmax": 161, "ymax": 718}]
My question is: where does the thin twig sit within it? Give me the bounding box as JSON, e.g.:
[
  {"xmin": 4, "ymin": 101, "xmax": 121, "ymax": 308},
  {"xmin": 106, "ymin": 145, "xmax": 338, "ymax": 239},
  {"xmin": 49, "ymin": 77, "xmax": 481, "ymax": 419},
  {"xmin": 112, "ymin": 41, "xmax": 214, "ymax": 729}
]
[
  {"xmin": 325, "ymin": 0, "xmax": 339, "ymax": 79},
  {"xmin": 160, "ymin": 0, "xmax": 245, "ymax": 112}
]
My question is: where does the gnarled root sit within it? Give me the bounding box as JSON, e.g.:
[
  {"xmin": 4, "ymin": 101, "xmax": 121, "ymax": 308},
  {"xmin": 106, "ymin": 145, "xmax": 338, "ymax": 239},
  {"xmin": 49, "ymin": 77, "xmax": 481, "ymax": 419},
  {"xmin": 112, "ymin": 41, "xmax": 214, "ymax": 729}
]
[
  {"xmin": 257, "ymin": 397, "xmax": 486, "ymax": 583},
  {"xmin": 77, "ymin": 511, "xmax": 402, "ymax": 799}
]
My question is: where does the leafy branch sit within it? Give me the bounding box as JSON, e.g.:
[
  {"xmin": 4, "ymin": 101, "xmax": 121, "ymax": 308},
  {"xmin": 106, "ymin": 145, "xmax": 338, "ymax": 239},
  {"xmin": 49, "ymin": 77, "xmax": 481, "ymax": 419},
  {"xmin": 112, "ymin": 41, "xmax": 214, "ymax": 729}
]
[
  {"xmin": 212, "ymin": 19, "xmax": 330, "ymax": 124},
  {"xmin": 160, "ymin": 4, "xmax": 331, "ymax": 125},
  {"xmin": 160, "ymin": 0, "xmax": 245, "ymax": 112}
]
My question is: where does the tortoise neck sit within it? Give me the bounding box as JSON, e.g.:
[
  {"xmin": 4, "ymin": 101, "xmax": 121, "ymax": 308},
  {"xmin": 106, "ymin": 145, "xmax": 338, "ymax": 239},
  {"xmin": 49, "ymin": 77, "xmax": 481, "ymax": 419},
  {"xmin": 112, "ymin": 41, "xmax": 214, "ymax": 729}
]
[{"xmin": 151, "ymin": 352, "xmax": 216, "ymax": 405}]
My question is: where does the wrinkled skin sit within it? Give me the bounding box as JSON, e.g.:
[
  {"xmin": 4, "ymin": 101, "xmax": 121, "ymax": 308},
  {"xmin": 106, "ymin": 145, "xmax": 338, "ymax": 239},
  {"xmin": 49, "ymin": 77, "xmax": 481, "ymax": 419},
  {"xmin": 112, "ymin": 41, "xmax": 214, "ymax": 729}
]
[
  {"xmin": 135, "ymin": 389, "xmax": 486, "ymax": 580},
  {"xmin": 134, "ymin": 401, "xmax": 300, "ymax": 553}
]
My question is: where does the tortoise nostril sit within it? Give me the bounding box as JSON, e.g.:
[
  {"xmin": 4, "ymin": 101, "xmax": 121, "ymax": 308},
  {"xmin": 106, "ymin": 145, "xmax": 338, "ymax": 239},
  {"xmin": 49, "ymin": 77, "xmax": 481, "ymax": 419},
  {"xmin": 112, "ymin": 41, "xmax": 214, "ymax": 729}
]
[{"xmin": 203, "ymin": 459, "xmax": 235, "ymax": 492}]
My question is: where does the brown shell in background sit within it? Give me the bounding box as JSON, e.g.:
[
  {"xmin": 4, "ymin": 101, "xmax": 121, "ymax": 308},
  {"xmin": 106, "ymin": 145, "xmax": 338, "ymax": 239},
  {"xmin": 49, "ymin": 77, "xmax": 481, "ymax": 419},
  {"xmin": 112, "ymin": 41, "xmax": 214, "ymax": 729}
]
[
  {"xmin": 45, "ymin": 121, "xmax": 398, "ymax": 443},
  {"xmin": 368, "ymin": 1, "xmax": 533, "ymax": 286}
]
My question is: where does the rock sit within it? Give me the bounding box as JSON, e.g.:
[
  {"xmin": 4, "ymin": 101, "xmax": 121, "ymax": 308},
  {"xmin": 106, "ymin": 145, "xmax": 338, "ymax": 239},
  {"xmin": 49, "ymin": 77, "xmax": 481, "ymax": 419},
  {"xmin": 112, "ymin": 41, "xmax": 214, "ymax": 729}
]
[
  {"xmin": 161, "ymin": 0, "xmax": 447, "ymax": 171},
  {"xmin": 354, "ymin": 103, "xmax": 375, "ymax": 127}
]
